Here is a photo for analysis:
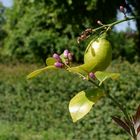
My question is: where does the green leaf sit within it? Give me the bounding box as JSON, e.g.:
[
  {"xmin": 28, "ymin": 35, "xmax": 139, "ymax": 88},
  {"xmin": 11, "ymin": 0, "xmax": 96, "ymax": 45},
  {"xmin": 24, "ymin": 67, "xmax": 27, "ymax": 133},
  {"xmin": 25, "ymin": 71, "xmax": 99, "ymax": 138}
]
[
  {"xmin": 69, "ymin": 88, "xmax": 105, "ymax": 122},
  {"xmin": 46, "ymin": 57, "xmax": 56, "ymax": 66},
  {"xmin": 67, "ymin": 66, "xmax": 88, "ymax": 77},
  {"xmin": 95, "ymin": 71, "xmax": 120, "ymax": 86},
  {"xmin": 27, "ymin": 66, "xmax": 56, "ymax": 79},
  {"xmin": 60, "ymin": 54, "xmax": 66, "ymax": 63}
]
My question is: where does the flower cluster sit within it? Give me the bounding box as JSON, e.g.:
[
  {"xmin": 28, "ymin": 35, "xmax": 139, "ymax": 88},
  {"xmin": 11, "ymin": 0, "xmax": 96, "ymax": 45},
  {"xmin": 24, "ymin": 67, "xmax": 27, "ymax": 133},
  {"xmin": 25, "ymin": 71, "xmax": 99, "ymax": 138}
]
[
  {"xmin": 53, "ymin": 49, "xmax": 73, "ymax": 68},
  {"xmin": 53, "ymin": 49, "xmax": 95, "ymax": 80}
]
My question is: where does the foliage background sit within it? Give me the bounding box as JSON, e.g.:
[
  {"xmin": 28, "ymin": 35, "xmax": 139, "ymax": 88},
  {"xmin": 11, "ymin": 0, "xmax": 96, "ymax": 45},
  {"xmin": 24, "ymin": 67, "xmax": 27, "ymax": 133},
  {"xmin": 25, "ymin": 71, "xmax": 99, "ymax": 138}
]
[
  {"xmin": 0, "ymin": 61, "xmax": 140, "ymax": 140},
  {"xmin": 1, "ymin": 0, "xmax": 139, "ymax": 63}
]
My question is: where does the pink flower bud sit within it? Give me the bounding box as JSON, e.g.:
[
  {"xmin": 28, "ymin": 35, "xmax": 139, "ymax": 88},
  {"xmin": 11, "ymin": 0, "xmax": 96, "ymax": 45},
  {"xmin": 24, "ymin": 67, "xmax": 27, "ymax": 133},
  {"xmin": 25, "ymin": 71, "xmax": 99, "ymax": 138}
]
[
  {"xmin": 54, "ymin": 62, "xmax": 63, "ymax": 68},
  {"xmin": 120, "ymin": 6, "xmax": 125, "ymax": 13},
  {"xmin": 53, "ymin": 53, "xmax": 60, "ymax": 59},
  {"xmin": 63, "ymin": 49, "xmax": 69, "ymax": 58},
  {"xmin": 53, "ymin": 53, "xmax": 61, "ymax": 62},
  {"xmin": 89, "ymin": 72, "xmax": 95, "ymax": 79}
]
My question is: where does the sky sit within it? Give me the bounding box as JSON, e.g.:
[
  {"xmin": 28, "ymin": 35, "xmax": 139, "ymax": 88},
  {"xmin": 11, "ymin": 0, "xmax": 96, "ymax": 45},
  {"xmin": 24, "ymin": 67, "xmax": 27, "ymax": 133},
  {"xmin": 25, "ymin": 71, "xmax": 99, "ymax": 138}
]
[
  {"xmin": 115, "ymin": 11, "xmax": 136, "ymax": 31},
  {"xmin": 0, "ymin": 0, "xmax": 137, "ymax": 31},
  {"xmin": 0, "ymin": 0, "xmax": 13, "ymax": 7}
]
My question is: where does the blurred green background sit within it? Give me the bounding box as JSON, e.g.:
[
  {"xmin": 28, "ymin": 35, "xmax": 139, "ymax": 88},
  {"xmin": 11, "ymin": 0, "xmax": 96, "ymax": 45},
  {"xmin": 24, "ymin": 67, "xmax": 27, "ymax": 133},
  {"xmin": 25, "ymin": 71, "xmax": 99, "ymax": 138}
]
[{"xmin": 0, "ymin": 0, "xmax": 140, "ymax": 140}]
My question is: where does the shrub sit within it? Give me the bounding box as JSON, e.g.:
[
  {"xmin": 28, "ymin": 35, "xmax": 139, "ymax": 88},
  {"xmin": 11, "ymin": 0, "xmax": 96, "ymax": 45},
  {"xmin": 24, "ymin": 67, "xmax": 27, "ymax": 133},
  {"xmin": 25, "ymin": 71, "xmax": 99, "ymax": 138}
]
[
  {"xmin": 0, "ymin": 60, "xmax": 139, "ymax": 139},
  {"xmin": 108, "ymin": 31, "xmax": 139, "ymax": 62}
]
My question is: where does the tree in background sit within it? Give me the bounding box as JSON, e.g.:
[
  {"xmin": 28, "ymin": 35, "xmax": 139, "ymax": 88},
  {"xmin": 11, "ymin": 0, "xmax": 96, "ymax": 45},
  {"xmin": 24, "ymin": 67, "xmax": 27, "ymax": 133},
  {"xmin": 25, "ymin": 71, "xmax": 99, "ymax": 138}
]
[{"xmin": 1, "ymin": 0, "xmax": 139, "ymax": 62}]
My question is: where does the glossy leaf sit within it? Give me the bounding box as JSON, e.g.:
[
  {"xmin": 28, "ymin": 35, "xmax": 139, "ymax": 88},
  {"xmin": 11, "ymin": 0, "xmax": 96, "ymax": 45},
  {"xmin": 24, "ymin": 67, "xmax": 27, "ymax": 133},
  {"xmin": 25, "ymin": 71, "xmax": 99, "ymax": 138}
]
[
  {"xmin": 27, "ymin": 66, "xmax": 56, "ymax": 79},
  {"xmin": 95, "ymin": 71, "xmax": 120, "ymax": 85},
  {"xmin": 69, "ymin": 88, "xmax": 105, "ymax": 122},
  {"xmin": 46, "ymin": 57, "xmax": 56, "ymax": 66},
  {"xmin": 67, "ymin": 66, "xmax": 88, "ymax": 77},
  {"xmin": 60, "ymin": 53, "xmax": 68, "ymax": 64}
]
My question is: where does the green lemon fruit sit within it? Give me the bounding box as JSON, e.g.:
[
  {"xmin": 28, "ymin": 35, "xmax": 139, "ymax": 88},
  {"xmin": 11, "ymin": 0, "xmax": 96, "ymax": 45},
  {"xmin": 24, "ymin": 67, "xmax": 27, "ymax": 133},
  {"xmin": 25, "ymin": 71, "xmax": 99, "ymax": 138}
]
[
  {"xmin": 68, "ymin": 35, "xmax": 112, "ymax": 74},
  {"xmin": 83, "ymin": 37, "xmax": 112, "ymax": 72}
]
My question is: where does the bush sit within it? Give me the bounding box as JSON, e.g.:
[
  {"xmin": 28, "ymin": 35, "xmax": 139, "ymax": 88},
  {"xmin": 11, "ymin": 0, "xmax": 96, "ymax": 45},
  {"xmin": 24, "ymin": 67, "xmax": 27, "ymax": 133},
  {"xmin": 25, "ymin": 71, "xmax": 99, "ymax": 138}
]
[
  {"xmin": 1, "ymin": 30, "xmax": 139, "ymax": 64},
  {"xmin": 0, "ymin": 60, "xmax": 139, "ymax": 139},
  {"xmin": 2, "ymin": 1, "xmax": 138, "ymax": 64},
  {"xmin": 108, "ymin": 31, "xmax": 139, "ymax": 62}
]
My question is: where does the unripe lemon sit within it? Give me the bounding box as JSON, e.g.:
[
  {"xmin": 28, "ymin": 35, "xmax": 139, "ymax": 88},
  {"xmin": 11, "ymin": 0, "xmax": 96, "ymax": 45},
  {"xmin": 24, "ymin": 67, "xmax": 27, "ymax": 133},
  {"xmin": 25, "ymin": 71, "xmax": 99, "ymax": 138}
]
[{"xmin": 79, "ymin": 36, "xmax": 112, "ymax": 73}]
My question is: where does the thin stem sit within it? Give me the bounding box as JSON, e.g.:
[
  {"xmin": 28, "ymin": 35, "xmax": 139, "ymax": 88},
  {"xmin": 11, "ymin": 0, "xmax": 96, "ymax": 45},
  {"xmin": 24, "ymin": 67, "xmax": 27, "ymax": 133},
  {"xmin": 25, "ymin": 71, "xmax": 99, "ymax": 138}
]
[
  {"xmin": 102, "ymin": 84, "xmax": 131, "ymax": 121},
  {"xmin": 92, "ymin": 17, "xmax": 136, "ymax": 33},
  {"xmin": 109, "ymin": 17, "xmax": 136, "ymax": 28},
  {"xmin": 89, "ymin": 79, "xmax": 100, "ymax": 88},
  {"xmin": 108, "ymin": 94, "xmax": 130, "ymax": 120}
]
